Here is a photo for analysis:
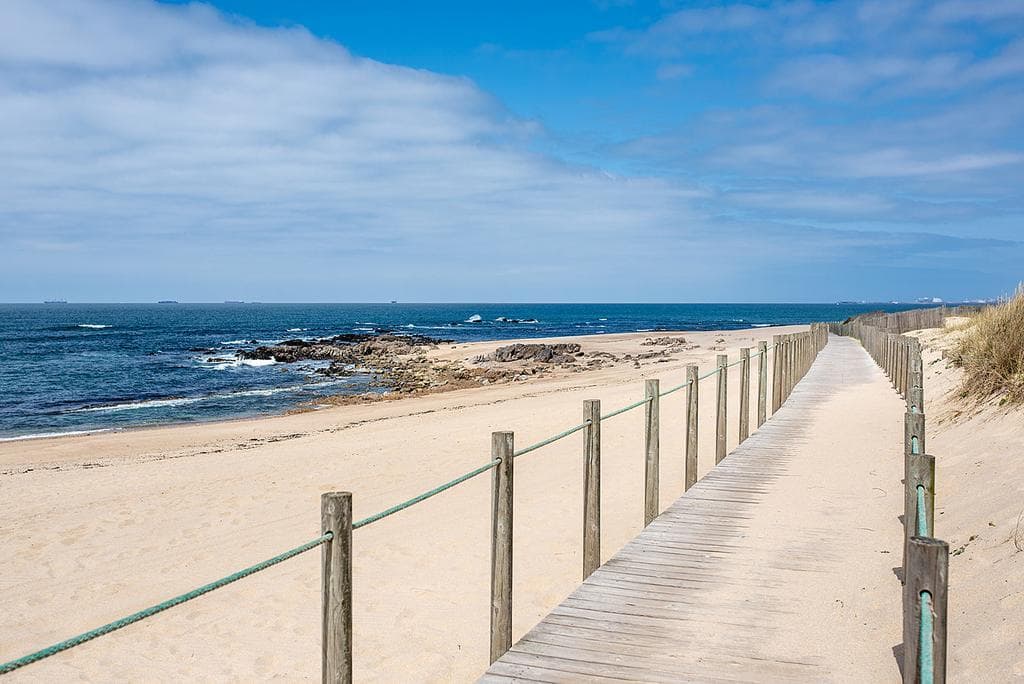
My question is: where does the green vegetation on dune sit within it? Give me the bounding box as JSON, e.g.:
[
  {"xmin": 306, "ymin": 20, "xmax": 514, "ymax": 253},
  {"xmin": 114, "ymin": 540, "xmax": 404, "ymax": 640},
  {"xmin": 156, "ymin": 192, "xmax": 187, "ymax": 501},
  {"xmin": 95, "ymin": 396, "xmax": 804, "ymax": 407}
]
[{"xmin": 954, "ymin": 285, "xmax": 1024, "ymax": 404}]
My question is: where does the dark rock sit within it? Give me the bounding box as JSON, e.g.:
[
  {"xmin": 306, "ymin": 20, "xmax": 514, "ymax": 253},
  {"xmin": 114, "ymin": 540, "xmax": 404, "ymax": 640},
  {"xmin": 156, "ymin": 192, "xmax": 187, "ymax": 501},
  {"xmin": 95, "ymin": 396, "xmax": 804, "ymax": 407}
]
[{"xmin": 490, "ymin": 343, "xmax": 582, "ymax": 363}]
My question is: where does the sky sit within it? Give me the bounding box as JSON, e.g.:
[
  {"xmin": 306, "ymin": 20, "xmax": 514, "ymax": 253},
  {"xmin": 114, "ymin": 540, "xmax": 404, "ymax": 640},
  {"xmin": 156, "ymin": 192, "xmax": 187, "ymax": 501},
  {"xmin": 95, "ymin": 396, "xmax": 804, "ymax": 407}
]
[{"xmin": 1, "ymin": 0, "xmax": 1022, "ymax": 303}]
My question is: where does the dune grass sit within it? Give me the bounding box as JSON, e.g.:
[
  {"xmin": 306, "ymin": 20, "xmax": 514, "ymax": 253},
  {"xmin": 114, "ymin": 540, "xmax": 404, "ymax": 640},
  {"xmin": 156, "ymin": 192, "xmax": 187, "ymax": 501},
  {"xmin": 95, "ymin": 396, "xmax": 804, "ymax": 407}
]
[{"xmin": 954, "ymin": 285, "xmax": 1024, "ymax": 404}]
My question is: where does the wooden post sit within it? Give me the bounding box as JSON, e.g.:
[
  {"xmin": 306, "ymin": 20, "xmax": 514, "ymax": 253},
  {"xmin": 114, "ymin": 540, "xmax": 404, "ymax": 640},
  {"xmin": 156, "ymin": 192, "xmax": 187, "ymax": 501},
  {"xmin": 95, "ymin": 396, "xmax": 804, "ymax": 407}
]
[
  {"xmin": 644, "ymin": 379, "xmax": 660, "ymax": 526},
  {"xmin": 715, "ymin": 355, "xmax": 727, "ymax": 464},
  {"xmin": 322, "ymin": 492, "xmax": 353, "ymax": 684},
  {"xmin": 772, "ymin": 335, "xmax": 782, "ymax": 412},
  {"xmin": 739, "ymin": 347, "xmax": 750, "ymax": 443},
  {"xmin": 904, "ymin": 537, "xmax": 949, "ymax": 683},
  {"xmin": 684, "ymin": 365, "xmax": 698, "ymax": 491},
  {"xmin": 490, "ymin": 431, "xmax": 514, "ymax": 663},
  {"xmin": 757, "ymin": 341, "xmax": 768, "ymax": 427},
  {"xmin": 583, "ymin": 400, "xmax": 601, "ymax": 579},
  {"xmin": 905, "ymin": 411, "xmax": 926, "ymax": 484},
  {"xmin": 905, "ymin": 453, "xmax": 936, "ymax": 560},
  {"xmin": 908, "ymin": 340, "xmax": 924, "ymax": 414}
]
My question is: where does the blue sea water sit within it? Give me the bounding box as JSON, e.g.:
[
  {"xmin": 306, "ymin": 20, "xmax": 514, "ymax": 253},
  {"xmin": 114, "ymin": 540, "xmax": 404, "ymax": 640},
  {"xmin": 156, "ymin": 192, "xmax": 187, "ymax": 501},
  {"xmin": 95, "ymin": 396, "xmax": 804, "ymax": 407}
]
[{"xmin": 0, "ymin": 302, "xmax": 928, "ymax": 439}]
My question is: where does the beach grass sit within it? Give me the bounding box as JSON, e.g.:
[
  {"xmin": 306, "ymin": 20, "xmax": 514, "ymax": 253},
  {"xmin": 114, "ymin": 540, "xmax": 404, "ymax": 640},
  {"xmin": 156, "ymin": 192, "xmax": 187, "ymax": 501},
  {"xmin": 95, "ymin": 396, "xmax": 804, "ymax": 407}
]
[{"xmin": 953, "ymin": 285, "xmax": 1024, "ymax": 404}]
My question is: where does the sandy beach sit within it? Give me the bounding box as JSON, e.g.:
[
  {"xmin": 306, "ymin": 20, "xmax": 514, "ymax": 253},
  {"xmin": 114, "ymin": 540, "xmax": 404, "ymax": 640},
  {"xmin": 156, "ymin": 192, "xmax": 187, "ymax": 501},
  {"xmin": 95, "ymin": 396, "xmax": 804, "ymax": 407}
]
[
  {"xmin": 3, "ymin": 321, "xmax": 1021, "ymax": 681},
  {"xmin": 1, "ymin": 325, "xmax": 800, "ymax": 682}
]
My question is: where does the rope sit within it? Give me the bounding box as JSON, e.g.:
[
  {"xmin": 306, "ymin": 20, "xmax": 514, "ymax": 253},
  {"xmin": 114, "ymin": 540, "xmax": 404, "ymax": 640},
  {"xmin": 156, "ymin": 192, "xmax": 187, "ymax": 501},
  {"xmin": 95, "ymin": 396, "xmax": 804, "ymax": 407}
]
[
  {"xmin": 659, "ymin": 379, "xmax": 692, "ymax": 398},
  {"xmin": 916, "ymin": 484, "xmax": 928, "ymax": 537},
  {"xmin": 0, "ymin": 533, "xmax": 332, "ymax": 676},
  {"xmin": 911, "ymin": 435, "xmax": 920, "ymax": 455},
  {"xmin": 353, "ymin": 459, "xmax": 500, "ymax": 529},
  {"xmin": 600, "ymin": 396, "xmax": 652, "ymax": 420},
  {"xmin": 919, "ymin": 590, "xmax": 935, "ymax": 684},
  {"xmin": 699, "ymin": 367, "xmax": 721, "ymax": 381},
  {"xmin": 514, "ymin": 421, "xmax": 591, "ymax": 458}
]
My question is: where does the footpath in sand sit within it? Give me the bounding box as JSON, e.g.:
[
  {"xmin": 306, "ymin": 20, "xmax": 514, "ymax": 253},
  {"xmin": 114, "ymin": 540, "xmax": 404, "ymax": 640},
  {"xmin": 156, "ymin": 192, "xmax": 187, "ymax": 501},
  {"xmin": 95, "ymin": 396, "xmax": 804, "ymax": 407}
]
[{"xmin": 485, "ymin": 335, "xmax": 907, "ymax": 682}]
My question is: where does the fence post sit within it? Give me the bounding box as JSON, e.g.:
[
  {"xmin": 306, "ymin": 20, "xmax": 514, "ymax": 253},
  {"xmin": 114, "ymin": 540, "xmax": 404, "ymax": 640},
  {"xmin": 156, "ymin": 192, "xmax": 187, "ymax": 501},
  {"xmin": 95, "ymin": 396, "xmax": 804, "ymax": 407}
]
[
  {"xmin": 908, "ymin": 340, "xmax": 924, "ymax": 414},
  {"xmin": 784, "ymin": 335, "xmax": 794, "ymax": 400},
  {"xmin": 905, "ymin": 412, "xmax": 926, "ymax": 482},
  {"xmin": 644, "ymin": 379, "xmax": 660, "ymax": 526},
  {"xmin": 685, "ymin": 365, "xmax": 699, "ymax": 491},
  {"xmin": 757, "ymin": 341, "xmax": 768, "ymax": 427},
  {"xmin": 322, "ymin": 492, "xmax": 353, "ymax": 684},
  {"xmin": 739, "ymin": 348, "xmax": 750, "ymax": 443},
  {"xmin": 583, "ymin": 400, "xmax": 601, "ymax": 579},
  {"xmin": 904, "ymin": 537, "xmax": 949, "ymax": 683},
  {"xmin": 715, "ymin": 355, "xmax": 727, "ymax": 464},
  {"xmin": 906, "ymin": 452, "xmax": 935, "ymax": 547},
  {"xmin": 490, "ymin": 431, "xmax": 514, "ymax": 663},
  {"xmin": 771, "ymin": 335, "xmax": 783, "ymax": 412}
]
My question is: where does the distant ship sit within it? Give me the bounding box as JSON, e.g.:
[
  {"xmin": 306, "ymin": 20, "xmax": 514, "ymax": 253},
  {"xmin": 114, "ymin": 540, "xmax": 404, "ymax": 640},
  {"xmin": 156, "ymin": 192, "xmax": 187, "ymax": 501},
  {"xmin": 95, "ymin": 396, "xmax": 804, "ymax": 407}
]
[
  {"xmin": 390, "ymin": 300, "xmax": 398, "ymax": 304},
  {"xmin": 157, "ymin": 300, "xmax": 178, "ymax": 304},
  {"xmin": 224, "ymin": 300, "xmax": 244, "ymax": 304},
  {"xmin": 43, "ymin": 300, "xmax": 67, "ymax": 304}
]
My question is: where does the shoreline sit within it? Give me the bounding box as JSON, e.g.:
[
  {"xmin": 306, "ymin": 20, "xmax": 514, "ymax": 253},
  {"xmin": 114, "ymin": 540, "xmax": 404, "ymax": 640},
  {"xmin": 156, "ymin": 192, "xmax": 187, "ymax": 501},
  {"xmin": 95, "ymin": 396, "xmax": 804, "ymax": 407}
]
[{"xmin": 0, "ymin": 325, "xmax": 794, "ymax": 448}]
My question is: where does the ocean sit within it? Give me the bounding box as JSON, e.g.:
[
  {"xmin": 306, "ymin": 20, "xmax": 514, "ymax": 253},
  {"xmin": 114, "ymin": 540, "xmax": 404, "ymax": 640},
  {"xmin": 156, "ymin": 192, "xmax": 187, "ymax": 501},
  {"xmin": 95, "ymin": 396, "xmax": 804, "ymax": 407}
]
[{"xmin": 0, "ymin": 302, "xmax": 928, "ymax": 439}]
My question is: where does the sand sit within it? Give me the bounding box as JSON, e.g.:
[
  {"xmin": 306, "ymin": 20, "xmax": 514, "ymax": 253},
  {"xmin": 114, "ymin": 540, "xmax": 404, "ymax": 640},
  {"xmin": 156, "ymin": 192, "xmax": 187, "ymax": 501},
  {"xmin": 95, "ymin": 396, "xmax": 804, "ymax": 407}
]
[
  {"xmin": 1, "ymin": 326, "xmax": 801, "ymax": 682},
  {"xmin": 2, "ymin": 322, "xmax": 1020, "ymax": 682}
]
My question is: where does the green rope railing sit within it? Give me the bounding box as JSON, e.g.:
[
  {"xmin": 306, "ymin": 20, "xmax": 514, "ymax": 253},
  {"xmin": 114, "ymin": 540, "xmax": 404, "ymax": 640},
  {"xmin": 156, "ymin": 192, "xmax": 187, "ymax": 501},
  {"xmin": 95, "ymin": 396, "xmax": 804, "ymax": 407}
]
[
  {"xmin": 916, "ymin": 485, "xmax": 928, "ymax": 537},
  {"xmin": 658, "ymin": 379, "xmax": 692, "ymax": 398},
  {"xmin": 919, "ymin": 590, "xmax": 935, "ymax": 684},
  {"xmin": 600, "ymin": 396, "xmax": 652, "ymax": 420},
  {"xmin": 0, "ymin": 533, "xmax": 332, "ymax": 676},
  {"xmin": 514, "ymin": 422, "xmax": 591, "ymax": 458},
  {"xmin": 353, "ymin": 459, "xmax": 500, "ymax": 529}
]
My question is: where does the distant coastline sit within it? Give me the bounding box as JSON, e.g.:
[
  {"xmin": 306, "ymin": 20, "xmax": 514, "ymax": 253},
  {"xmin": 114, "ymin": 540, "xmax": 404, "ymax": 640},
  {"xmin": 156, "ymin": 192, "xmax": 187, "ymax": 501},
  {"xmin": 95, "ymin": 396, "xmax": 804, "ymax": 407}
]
[{"xmin": 0, "ymin": 302, "xmax": 939, "ymax": 440}]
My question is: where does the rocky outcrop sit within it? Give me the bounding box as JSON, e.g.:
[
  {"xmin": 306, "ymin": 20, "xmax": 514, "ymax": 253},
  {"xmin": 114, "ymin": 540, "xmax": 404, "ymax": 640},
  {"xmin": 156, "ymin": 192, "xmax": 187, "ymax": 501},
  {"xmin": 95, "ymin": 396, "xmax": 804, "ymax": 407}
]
[{"xmin": 489, "ymin": 343, "xmax": 582, "ymax": 364}]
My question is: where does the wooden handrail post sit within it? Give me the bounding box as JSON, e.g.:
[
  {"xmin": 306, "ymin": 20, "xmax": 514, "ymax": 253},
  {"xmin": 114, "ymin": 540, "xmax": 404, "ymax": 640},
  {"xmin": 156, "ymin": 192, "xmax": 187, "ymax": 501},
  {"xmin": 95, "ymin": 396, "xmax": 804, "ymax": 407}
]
[
  {"xmin": 583, "ymin": 400, "xmax": 601, "ymax": 579},
  {"xmin": 490, "ymin": 431, "xmax": 514, "ymax": 663},
  {"xmin": 644, "ymin": 379, "xmax": 660, "ymax": 526},
  {"xmin": 905, "ymin": 411, "xmax": 926, "ymax": 479},
  {"xmin": 905, "ymin": 452, "xmax": 935, "ymax": 558},
  {"xmin": 684, "ymin": 365, "xmax": 699, "ymax": 491},
  {"xmin": 757, "ymin": 341, "xmax": 768, "ymax": 427},
  {"xmin": 908, "ymin": 340, "xmax": 924, "ymax": 414},
  {"xmin": 904, "ymin": 537, "xmax": 949, "ymax": 683},
  {"xmin": 739, "ymin": 347, "xmax": 751, "ymax": 443},
  {"xmin": 322, "ymin": 491, "xmax": 353, "ymax": 684},
  {"xmin": 771, "ymin": 335, "xmax": 782, "ymax": 412},
  {"xmin": 715, "ymin": 355, "xmax": 727, "ymax": 464}
]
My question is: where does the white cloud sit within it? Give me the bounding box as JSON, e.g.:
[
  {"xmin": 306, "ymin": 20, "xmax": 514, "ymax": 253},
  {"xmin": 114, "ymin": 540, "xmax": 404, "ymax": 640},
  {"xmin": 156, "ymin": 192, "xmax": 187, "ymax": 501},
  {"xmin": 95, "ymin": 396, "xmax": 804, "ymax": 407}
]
[{"xmin": 0, "ymin": 0, "xmax": 713, "ymax": 300}]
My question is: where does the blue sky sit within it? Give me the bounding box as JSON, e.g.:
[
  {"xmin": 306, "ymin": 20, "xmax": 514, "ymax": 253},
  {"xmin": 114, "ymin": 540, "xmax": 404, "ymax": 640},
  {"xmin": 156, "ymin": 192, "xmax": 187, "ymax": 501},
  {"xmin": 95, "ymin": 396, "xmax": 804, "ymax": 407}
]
[{"xmin": 1, "ymin": 0, "xmax": 1021, "ymax": 302}]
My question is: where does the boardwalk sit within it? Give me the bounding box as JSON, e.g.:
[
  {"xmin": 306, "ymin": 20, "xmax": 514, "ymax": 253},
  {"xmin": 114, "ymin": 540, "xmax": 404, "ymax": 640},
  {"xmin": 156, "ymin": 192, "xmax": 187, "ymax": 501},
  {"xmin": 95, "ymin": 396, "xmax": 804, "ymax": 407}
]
[{"xmin": 483, "ymin": 336, "xmax": 907, "ymax": 682}]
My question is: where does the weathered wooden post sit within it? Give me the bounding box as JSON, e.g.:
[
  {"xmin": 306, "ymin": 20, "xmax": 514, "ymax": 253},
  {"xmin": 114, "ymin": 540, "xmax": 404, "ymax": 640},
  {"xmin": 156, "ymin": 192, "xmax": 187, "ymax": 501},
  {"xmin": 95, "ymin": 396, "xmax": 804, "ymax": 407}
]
[
  {"xmin": 905, "ymin": 453, "xmax": 935, "ymax": 556},
  {"xmin": 644, "ymin": 379, "xmax": 660, "ymax": 526},
  {"xmin": 715, "ymin": 355, "xmax": 727, "ymax": 464},
  {"xmin": 904, "ymin": 537, "xmax": 949, "ymax": 683},
  {"xmin": 322, "ymin": 492, "xmax": 353, "ymax": 684},
  {"xmin": 771, "ymin": 335, "xmax": 783, "ymax": 412},
  {"xmin": 904, "ymin": 412, "xmax": 926, "ymax": 483},
  {"xmin": 583, "ymin": 400, "xmax": 601, "ymax": 579},
  {"xmin": 739, "ymin": 347, "xmax": 750, "ymax": 443},
  {"xmin": 908, "ymin": 340, "xmax": 924, "ymax": 414},
  {"xmin": 685, "ymin": 365, "xmax": 699, "ymax": 491},
  {"xmin": 757, "ymin": 341, "xmax": 768, "ymax": 426},
  {"xmin": 490, "ymin": 431, "xmax": 514, "ymax": 663}
]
